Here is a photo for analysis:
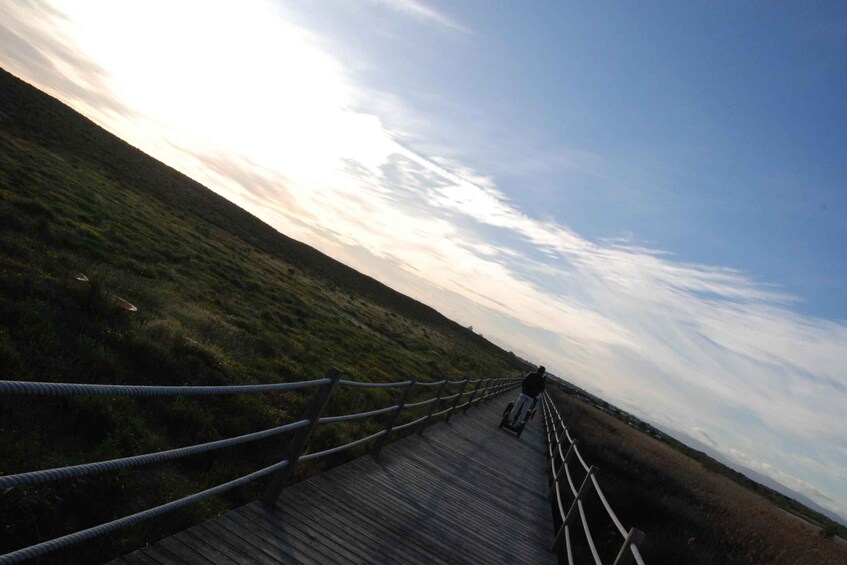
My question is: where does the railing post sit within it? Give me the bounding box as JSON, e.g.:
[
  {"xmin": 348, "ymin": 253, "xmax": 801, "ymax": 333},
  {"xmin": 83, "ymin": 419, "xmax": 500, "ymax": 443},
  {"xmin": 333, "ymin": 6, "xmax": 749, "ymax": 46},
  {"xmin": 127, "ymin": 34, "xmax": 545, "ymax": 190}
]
[
  {"xmin": 479, "ymin": 377, "xmax": 493, "ymax": 402},
  {"xmin": 547, "ymin": 440, "xmax": 579, "ymax": 501},
  {"xmin": 551, "ymin": 465, "xmax": 597, "ymax": 553},
  {"xmin": 372, "ymin": 375, "xmax": 418, "ymax": 459},
  {"xmin": 463, "ymin": 378, "xmax": 483, "ymax": 413},
  {"xmin": 418, "ymin": 379, "xmax": 449, "ymax": 435},
  {"xmin": 485, "ymin": 378, "xmax": 501, "ymax": 402},
  {"xmin": 493, "ymin": 378, "xmax": 503, "ymax": 399},
  {"xmin": 445, "ymin": 378, "xmax": 469, "ymax": 423},
  {"xmin": 262, "ymin": 368, "xmax": 341, "ymax": 507},
  {"xmin": 548, "ymin": 428, "xmax": 568, "ymax": 460},
  {"xmin": 612, "ymin": 528, "xmax": 646, "ymax": 565}
]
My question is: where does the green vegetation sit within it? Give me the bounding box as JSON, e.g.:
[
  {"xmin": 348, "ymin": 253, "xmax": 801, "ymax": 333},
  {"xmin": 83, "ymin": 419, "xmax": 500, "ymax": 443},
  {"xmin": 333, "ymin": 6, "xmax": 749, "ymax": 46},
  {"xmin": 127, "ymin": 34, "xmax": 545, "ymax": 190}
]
[{"xmin": 0, "ymin": 68, "xmax": 530, "ymax": 563}]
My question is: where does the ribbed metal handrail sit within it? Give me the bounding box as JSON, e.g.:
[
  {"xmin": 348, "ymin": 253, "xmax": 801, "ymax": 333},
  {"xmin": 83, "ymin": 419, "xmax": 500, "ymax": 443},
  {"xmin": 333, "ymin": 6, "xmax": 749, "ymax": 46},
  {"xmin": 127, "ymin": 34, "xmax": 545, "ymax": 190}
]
[
  {"xmin": 405, "ymin": 397, "xmax": 439, "ymax": 409},
  {"xmin": 338, "ymin": 379, "xmax": 413, "ymax": 389},
  {"xmin": 318, "ymin": 404, "xmax": 398, "ymax": 424},
  {"xmin": 0, "ymin": 370, "xmax": 522, "ymax": 564},
  {"xmin": 0, "ymin": 419, "xmax": 309, "ymax": 489},
  {"xmin": 391, "ymin": 414, "xmax": 430, "ymax": 432},
  {"xmin": 414, "ymin": 379, "xmax": 447, "ymax": 387},
  {"xmin": 300, "ymin": 429, "xmax": 388, "ymax": 462},
  {"xmin": 0, "ymin": 378, "xmax": 329, "ymax": 396},
  {"xmin": 431, "ymin": 405, "xmax": 455, "ymax": 418},
  {"xmin": 0, "ymin": 457, "xmax": 293, "ymax": 565}
]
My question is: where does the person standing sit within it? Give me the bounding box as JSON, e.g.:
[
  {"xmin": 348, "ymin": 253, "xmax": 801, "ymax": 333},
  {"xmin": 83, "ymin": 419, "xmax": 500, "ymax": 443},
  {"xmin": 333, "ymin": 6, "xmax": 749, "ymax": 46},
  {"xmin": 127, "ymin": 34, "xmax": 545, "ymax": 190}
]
[{"xmin": 509, "ymin": 365, "xmax": 546, "ymax": 424}]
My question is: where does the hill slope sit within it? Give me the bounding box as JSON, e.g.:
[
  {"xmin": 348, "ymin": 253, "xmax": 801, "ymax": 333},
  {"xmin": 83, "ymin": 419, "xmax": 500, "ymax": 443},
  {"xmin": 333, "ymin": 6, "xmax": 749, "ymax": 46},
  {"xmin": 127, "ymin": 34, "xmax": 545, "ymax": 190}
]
[
  {"xmin": 0, "ymin": 67, "xmax": 504, "ymax": 353},
  {"xmin": 0, "ymin": 67, "xmax": 530, "ymax": 563}
]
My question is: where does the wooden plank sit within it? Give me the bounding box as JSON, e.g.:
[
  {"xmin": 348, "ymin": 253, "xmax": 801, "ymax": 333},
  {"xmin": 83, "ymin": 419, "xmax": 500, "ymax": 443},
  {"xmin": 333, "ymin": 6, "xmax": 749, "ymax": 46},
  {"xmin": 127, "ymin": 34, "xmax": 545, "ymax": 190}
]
[
  {"xmin": 289, "ymin": 401, "xmax": 552, "ymax": 563},
  {"xmin": 119, "ymin": 550, "xmax": 163, "ymax": 565},
  {"xmin": 324, "ymin": 460, "xmax": 547, "ymax": 562},
  {"xmin": 136, "ymin": 541, "xmax": 190, "ymax": 565},
  {"xmin": 235, "ymin": 504, "xmax": 364, "ymax": 564},
  {"xmin": 323, "ymin": 434, "xmax": 551, "ymax": 546},
  {"xmin": 276, "ymin": 480, "xmax": 445, "ymax": 565},
  {"xmin": 396, "ymin": 446, "xmax": 553, "ymax": 528},
  {"xmin": 298, "ymin": 478, "xmax": 460, "ymax": 560},
  {"xmin": 157, "ymin": 535, "xmax": 216, "ymax": 565},
  {"xmin": 181, "ymin": 527, "xmax": 256, "ymax": 565},
  {"xmin": 371, "ymin": 455, "xmax": 552, "ymax": 545},
  {"xmin": 224, "ymin": 505, "xmax": 350, "ymax": 565},
  {"xmin": 166, "ymin": 529, "xmax": 243, "ymax": 565},
  {"xmin": 281, "ymin": 478, "xmax": 455, "ymax": 564},
  {"xmin": 108, "ymin": 399, "xmax": 556, "ymax": 565},
  {"xmin": 363, "ymin": 408, "xmax": 553, "ymax": 561},
  {"xmin": 198, "ymin": 516, "xmax": 291, "ymax": 565},
  {"xmin": 259, "ymin": 496, "xmax": 406, "ymax": 564},
  {"xmin": 297, "ymin": 457, "xmax": 516, "ymax": 563},
  {"xmin": 197, "ymin": 518, "xmax": 285, "ymax": 565}
]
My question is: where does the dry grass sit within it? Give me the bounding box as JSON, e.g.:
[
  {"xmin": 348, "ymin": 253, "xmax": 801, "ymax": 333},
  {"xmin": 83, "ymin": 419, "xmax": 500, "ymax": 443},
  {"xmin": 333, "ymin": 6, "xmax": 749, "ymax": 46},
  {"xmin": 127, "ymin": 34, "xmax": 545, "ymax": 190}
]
[{"xmin": 549, "ymin": 388, "xmax": 847, "ymax": 564}]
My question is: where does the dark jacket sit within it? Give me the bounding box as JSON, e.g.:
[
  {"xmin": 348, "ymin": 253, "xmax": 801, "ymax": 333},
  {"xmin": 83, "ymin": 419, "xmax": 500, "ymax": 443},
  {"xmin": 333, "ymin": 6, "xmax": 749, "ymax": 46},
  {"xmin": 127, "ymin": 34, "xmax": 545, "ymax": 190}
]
[{"xmin": 522, "ymin": 371, "xmax": 546, "ymax": 398}]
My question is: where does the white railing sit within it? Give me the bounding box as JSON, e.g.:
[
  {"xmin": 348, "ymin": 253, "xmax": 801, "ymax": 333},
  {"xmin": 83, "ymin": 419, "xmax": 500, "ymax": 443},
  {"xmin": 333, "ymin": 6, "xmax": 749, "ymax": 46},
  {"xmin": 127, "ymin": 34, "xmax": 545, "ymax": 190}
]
[{"xmin": 542, "ymin": 394, "xmax": 646, "ymax": 565}]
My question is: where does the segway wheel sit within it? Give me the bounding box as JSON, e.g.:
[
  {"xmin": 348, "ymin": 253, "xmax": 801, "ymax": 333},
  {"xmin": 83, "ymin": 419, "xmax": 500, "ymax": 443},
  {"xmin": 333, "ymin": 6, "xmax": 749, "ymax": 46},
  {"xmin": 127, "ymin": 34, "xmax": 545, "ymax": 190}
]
[
  {"xmin": 516, "ymin": 425, "xmax": 524, "ymax": 438},
  {"xmin": 500, "ymin": 402, "xmax": 514, "ymax": 429}
]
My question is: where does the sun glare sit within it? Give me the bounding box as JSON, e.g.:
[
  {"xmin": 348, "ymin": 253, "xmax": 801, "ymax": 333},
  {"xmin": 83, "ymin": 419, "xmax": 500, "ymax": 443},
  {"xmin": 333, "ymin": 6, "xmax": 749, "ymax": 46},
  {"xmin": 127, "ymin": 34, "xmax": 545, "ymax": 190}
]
[{"xmin": 54, "ymin": 0, "xmax": 398, "ymax": 184}]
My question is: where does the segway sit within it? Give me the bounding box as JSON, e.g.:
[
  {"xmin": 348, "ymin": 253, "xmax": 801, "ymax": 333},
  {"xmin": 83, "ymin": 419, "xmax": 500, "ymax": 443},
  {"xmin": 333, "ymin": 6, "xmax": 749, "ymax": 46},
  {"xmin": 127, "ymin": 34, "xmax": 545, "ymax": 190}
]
[{"xmin": 499, "ymin": 399, "xmax": 534, "ymax": 438}]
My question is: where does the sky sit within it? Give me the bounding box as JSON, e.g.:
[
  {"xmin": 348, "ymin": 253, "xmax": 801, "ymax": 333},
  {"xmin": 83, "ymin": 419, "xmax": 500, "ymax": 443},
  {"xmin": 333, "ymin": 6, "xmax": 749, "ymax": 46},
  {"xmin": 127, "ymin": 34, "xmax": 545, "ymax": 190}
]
[{"xmin": 2, "ymin": 0, "xmax": 846, "ymax": 522}]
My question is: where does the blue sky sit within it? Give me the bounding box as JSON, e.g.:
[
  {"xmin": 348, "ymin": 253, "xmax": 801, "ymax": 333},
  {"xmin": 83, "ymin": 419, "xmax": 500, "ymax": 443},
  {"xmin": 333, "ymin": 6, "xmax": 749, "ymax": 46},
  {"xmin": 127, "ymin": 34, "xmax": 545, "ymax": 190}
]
[
  {"xmin": 2, "ymin": 1, "xmax": 846, "ymax": 522},
  {"xmin": 325, "ymin": 0, "xmax": 847, "ymax": 319}
]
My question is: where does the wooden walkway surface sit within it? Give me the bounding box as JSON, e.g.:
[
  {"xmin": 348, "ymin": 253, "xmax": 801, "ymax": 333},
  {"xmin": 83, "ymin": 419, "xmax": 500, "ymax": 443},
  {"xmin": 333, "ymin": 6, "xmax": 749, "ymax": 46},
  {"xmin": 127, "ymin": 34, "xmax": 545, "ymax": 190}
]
[{"xmin": 114, "ymin": 398, "xmax": 556, "ymax": 564}]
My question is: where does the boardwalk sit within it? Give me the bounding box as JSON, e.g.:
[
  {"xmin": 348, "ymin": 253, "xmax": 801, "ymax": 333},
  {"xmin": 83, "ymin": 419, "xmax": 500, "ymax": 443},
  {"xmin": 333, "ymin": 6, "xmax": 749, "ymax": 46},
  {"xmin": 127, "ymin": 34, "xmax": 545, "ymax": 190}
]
[{"xmin": 114, "ymin": 399, "xmax": 556, "ymax": 564}]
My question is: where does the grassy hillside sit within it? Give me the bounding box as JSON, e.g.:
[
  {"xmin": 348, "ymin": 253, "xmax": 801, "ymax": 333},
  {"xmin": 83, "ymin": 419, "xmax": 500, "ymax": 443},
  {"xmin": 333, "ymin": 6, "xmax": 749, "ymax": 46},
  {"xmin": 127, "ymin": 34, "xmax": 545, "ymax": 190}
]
[
  {"xmin": 547, "ymin": 387, "xmax": 847, "ymax": 565},
  {"xmin": 0, "ymin": 68, "xmax": 531, "ymax": 563}
]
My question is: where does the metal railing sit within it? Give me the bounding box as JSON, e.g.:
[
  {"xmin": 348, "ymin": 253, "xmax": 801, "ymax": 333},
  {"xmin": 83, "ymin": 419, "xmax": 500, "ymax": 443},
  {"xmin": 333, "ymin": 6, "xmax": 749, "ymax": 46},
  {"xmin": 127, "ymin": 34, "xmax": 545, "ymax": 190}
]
[
  {"xmin": 542, "ymin": 394, "xmax": 646, "ymax": 565},
  {"xmin": 0, "ymin": 371, "xmax": 521, "ymax": 564}
]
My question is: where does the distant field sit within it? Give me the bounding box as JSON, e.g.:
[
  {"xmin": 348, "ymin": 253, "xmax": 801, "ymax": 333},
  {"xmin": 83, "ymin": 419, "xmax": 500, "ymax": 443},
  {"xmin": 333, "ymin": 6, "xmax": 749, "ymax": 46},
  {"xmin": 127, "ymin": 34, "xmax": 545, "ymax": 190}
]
[
  {"xmin": 0, "ymin": 68, "xmax": 531, "ymax": 563},
  {"xmin": 547, "ymin": 387, "xmax": 847, "ymax": 565}
]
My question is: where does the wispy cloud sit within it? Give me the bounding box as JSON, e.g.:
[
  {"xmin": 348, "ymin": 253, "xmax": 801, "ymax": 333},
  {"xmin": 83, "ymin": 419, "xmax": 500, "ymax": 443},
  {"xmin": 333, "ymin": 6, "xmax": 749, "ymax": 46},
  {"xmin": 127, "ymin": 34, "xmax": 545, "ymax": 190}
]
[
  {"xmin": 0, "ymin": 0, "xmax": 130, "ymax": 118},
  {"xmin": 4, "ymin": 0, "xmax": 846, "ymax": 522},
  {"xmin": 365, "ymin": 0, "xmax": 469, "ymax": 32}
]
